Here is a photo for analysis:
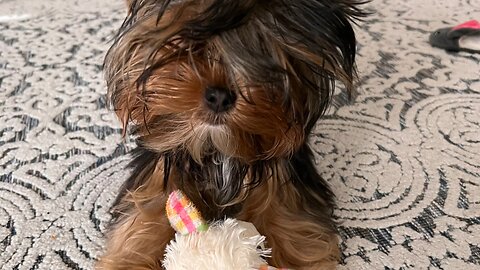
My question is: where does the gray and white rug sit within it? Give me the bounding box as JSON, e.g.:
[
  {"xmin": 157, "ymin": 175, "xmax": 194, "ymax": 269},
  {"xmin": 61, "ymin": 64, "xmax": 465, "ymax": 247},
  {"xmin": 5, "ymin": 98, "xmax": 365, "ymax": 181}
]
[{"xmin": 1, "ymin": 0, "xmax": 479, "ymax": 269}]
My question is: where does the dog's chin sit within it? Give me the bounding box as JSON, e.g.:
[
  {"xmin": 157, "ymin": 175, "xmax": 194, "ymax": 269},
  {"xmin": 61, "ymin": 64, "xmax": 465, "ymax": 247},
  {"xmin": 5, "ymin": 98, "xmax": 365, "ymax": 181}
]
[
  {"xmin": 187, "ymin": 123, "xmax": 233, "ymax": 164},
  {"xmin": 202, "ymin": 115, "xmax": 227, "ymax": 126}
]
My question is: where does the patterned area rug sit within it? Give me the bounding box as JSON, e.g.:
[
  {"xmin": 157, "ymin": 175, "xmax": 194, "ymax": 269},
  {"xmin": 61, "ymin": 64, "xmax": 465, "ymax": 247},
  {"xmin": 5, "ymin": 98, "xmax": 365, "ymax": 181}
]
[{"xmin": 1, "ymin": 0, "xmax": 479, "ymax": 269}]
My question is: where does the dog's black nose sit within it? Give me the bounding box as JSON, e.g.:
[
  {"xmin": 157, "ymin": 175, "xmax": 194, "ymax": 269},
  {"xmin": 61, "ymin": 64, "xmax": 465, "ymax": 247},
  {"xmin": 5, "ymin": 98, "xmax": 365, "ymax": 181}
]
[{"xmin": 204, "ymin": 86, "xmax": 236, "ymax": 113}]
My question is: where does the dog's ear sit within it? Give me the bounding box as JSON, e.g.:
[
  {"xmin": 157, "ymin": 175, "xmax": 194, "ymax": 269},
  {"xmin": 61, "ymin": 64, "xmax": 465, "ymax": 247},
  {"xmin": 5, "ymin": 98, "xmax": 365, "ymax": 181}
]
[{"xmin": 105, "ymin": 0, "xmax": 176, "ymax": 135}]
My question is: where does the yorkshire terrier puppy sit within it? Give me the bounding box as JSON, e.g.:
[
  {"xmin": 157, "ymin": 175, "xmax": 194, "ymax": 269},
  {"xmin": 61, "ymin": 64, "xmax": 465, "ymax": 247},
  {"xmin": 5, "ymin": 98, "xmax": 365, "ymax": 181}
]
[{"xmin": 98, "ymin": 0, "xmax": 364, "ymax": 269}]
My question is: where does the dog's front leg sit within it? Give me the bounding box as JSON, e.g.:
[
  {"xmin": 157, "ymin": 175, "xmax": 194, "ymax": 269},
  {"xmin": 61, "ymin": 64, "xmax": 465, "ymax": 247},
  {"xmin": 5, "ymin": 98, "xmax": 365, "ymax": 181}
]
[{"xmin": 97, "ymin": 195, "xmax": 174, "ymax": 270}]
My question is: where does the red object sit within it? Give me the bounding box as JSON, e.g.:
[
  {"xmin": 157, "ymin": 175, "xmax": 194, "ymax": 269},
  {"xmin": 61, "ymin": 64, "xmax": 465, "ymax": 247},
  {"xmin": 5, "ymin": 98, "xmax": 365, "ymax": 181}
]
[{"xmin": 452, "ymin": 20, "xmax": 480, "ymax": 31}]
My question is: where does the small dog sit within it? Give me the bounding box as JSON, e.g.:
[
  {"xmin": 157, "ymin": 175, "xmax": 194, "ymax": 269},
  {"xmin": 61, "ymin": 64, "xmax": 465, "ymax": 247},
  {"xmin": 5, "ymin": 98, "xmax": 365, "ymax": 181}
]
[{"xmin": 99, "ymin": 0, "xmax": 364, "ymax": 269}]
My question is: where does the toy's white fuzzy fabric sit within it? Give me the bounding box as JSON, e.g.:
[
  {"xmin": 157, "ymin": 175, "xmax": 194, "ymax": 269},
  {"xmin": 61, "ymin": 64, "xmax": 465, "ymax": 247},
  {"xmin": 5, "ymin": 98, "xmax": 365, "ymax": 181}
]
[{"xmin": 162, "ymin": 218, "xmax": 270, "ymax": 270}]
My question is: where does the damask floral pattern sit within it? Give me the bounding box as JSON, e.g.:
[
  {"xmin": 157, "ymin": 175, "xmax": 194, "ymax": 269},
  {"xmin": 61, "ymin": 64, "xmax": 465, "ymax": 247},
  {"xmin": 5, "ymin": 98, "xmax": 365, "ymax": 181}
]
[{"xmin": 0, "ymin": 0, "xmax": 479, "ymax": 269}]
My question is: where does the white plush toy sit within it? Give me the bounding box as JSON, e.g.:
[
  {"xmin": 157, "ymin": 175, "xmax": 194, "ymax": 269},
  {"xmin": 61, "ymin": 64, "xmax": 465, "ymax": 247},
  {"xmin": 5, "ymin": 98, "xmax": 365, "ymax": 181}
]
[{"xmin": 162, "ymin": 190, "xmax": 289, "ymax": 270}]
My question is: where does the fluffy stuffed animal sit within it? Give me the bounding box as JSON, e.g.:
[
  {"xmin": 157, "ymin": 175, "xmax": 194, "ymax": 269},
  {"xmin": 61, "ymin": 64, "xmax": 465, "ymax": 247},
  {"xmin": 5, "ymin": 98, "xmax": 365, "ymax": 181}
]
[{"xmin": 162, "ymin": 190, "xmax": 289, "ymax": 270}]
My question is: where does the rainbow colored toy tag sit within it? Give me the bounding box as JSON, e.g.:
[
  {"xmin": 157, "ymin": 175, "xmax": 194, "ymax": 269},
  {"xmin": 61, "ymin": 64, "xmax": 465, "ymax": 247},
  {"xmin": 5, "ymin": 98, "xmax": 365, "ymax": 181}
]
[{"xmin": 166, "ymin": 190, "xmax": 208, "ymax": 235}]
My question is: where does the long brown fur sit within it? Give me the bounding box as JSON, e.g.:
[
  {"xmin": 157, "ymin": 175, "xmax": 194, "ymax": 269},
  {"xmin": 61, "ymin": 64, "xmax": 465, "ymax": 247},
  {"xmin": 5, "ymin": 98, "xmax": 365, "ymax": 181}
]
[
  {"xmin": 99, "ymin": 0, "xmax": 365, "ymax": 269},
  {"xmin": 98, "ymin": 158, "xmax": 339, "ymax": 269}
]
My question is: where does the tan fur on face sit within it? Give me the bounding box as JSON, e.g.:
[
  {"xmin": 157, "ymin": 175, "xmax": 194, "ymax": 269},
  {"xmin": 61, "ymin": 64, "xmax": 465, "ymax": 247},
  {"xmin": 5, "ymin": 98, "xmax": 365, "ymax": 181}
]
[
  {"xmin": 105, "ymin": 2, "xmax": 308, "ymax": 163},
  {"xmin": 112, "ymin": 53, "xmax": 305, "ymax": 163}
]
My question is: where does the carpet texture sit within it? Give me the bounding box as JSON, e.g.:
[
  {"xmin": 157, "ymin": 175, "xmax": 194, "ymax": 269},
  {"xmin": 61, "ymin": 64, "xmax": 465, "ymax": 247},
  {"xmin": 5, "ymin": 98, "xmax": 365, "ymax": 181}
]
[{"xmin": 1, "ymin": 0, "xmax": 479, "ymax": 269}]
